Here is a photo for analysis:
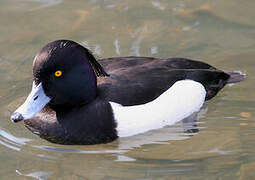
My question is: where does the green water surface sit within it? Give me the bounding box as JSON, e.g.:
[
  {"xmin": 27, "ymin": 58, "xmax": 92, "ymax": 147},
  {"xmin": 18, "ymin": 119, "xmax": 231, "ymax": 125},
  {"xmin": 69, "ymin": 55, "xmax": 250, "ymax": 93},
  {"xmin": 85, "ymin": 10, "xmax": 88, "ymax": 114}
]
[{"xmin": 0, "ymin": 0, "xmax": 255, "ymax": 179}]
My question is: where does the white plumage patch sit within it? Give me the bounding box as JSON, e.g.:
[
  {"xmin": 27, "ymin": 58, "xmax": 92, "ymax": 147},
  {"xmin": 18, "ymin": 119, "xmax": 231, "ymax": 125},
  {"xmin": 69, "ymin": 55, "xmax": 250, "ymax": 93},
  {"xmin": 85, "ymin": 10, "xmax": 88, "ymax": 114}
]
[{"xmin": 110, "ymin": 80, "xmax": 206, "ymax": 137}]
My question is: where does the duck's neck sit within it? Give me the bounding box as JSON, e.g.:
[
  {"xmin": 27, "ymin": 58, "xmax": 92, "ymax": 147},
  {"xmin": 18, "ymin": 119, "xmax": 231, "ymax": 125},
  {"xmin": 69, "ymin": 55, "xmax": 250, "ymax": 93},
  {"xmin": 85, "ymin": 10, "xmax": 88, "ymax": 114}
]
[
  {"xmin": 110, "ymin": 80, "xmax": 206, "ymax": 137},
  {"xmin": 52, "ymin": 97, "xmax": 118, "ymax": 144},
  {"xmin": 49, "ymin": 93, "xmax": 97, "ymax": 112}
]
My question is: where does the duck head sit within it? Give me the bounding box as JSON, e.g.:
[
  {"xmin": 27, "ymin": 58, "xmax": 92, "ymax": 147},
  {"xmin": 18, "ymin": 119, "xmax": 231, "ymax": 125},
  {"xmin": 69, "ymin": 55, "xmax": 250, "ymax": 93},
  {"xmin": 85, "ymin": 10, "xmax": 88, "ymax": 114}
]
[{"xmin": 11, "ymin": 40, "xmax": 108, "ymax": 122}]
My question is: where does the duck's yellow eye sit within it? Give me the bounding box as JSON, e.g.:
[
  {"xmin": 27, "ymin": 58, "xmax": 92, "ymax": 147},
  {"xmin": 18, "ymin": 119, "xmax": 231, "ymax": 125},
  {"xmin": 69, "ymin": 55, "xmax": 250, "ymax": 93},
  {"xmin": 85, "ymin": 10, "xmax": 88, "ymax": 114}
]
[{"xmin": 55, "ymin": 70, "xmax": 62, "ymax": 77}]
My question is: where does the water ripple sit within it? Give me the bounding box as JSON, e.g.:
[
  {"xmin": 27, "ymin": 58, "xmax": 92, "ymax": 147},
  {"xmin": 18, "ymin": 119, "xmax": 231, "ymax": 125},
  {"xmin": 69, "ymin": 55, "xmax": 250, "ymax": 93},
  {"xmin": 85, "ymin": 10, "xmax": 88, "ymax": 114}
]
[{"xmin": 23, "ymin": 0, "xmax": 63, "ymax": 11}]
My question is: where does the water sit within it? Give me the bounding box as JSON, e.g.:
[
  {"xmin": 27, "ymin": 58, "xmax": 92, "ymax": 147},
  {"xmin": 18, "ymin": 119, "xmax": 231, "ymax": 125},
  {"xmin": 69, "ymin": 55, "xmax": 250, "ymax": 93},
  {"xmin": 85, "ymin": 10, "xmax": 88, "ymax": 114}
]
[{"xmin": 0, "ymin": 0, "xmax": 255, "ymax": 179}]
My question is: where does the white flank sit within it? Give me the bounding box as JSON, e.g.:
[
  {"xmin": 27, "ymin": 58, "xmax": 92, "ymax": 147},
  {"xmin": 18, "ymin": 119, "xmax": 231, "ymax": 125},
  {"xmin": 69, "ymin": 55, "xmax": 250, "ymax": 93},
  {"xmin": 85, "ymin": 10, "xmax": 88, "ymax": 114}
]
[{"xmin": 110, "ymin": 80, "xmax": 206, "ymax": 137}]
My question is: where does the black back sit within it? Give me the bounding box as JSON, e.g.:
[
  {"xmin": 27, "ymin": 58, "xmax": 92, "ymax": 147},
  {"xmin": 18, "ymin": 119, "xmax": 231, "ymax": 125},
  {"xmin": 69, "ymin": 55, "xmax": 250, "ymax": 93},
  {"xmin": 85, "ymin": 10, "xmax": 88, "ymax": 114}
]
[{"xmin": 97, "ymin": 57, "xmax": 230, "ymax": 105}]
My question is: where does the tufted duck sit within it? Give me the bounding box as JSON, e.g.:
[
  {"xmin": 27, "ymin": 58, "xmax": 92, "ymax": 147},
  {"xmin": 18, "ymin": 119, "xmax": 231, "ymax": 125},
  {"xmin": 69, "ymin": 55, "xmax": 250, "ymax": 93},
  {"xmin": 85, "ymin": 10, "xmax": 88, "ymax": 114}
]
[{"xmin": 11, "ymin": 40, "xmax": 244, "ymax": 144}]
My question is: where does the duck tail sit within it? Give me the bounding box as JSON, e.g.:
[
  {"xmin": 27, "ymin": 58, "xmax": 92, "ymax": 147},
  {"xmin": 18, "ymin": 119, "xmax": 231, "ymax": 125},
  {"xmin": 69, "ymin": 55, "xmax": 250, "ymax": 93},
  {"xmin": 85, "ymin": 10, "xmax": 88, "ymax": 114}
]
[{"xmin": 225, "ymin": 71, "xmax": 246, "ymax": 84}]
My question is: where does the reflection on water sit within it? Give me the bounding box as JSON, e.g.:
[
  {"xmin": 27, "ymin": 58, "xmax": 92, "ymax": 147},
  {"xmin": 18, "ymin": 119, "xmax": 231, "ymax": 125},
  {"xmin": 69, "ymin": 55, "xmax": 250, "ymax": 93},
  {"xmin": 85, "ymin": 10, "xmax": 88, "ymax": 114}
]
[
  {"xmin": 0, "ymin": 0, "xmax": 255, "ymax": 179},
  {"xmin": 0, "ymin": 129, "xmax": 31, "ymax": 151},
  {"xmin": 16, "ymin": 170, "xmax": 52, "ymax": 180},
  {"xmin": 24, "ymin": 0, "xmax": 63, "ymax": 11}
]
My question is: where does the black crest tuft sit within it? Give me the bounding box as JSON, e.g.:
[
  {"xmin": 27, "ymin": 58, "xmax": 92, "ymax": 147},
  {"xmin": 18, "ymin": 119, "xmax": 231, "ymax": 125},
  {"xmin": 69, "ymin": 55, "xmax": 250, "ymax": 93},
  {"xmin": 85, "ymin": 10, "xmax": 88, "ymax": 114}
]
[{"xmin": 85, "ymin": 48, "xmax": 109, "ymax": 77}]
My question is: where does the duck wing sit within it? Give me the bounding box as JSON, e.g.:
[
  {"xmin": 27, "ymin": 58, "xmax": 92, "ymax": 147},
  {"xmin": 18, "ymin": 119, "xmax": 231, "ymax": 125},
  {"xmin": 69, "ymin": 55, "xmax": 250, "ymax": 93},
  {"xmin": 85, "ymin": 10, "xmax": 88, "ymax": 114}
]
[{"xmin": 97, "ymin": 57, "xmax": 230, "ymax": 105}]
